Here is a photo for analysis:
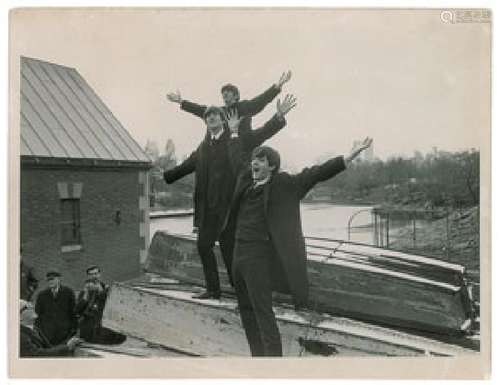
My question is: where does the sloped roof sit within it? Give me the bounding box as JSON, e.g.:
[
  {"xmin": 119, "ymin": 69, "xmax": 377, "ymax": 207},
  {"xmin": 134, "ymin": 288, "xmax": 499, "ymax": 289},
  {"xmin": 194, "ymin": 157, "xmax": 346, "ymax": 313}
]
[{"xmin": 20, "ymin": 56, "xmax": 150, "ymax": 166}]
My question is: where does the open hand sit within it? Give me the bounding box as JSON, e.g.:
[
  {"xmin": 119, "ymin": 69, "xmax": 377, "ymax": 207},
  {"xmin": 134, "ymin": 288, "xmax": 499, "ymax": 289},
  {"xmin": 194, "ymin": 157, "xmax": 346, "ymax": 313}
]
[
  {"xmin": 66, "ymin": 336, "xmax": 83, "ymax": 350},
  {"xmin": 354, "ymin": 137, "xmax": 373, "ymax": 153},
  {"xmin": 276, "ymin": 70, "xmax": 292, "ymax": 89},
  {"xmin": 276, "ymin": 94, "xmax": 297, "ymax": 118},
  {"xmin": 166, "ymin": 90, "xmax": 182, "ymax": 104},
  {"xmin": 226, "ymin": 109, "xmax": 241, "ymax": 135},
  {"xmin": 346, "ymin": 137, "xmax": 373, "ymax": 163}
]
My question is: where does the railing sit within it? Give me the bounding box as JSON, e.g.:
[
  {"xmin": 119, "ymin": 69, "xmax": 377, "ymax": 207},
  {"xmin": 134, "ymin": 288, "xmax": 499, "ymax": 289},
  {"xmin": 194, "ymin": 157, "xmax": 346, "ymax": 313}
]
[
  {"xmin": 346, "ymin": 206, "xmax": 479, "ymax": 284},
  {"xmin": 347, "ymin": 208, "xmax": 374, "ymax": 242}
]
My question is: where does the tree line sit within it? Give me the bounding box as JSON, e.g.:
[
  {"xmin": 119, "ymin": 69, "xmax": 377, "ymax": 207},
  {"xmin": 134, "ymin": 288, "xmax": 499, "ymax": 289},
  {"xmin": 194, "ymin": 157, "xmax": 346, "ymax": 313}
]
[
  {"xmin": 144, "ymin": 139, "xmax": 479, "ymax": 210},
  {"xmin": 312, "ymin": 149, "xmax": 479, "ymax": 209}
]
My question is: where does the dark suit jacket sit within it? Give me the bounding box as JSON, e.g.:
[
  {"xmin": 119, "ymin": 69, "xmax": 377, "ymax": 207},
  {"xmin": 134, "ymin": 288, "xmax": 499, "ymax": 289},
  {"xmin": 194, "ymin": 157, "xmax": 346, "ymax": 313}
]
[
  {"xmin": 224, "ymin": 155, "xmax": 347, "ymax": 306},
  {"xmin": 164, "ymin": 115, "xmax": 286, "ymax": 232},
  {"xmin": 180, "ymin": 84, "xmax": 281, "ymax": 136},
  {"xmin": 20, "ymin": 325, "xmax": 72, "ymax": 357},
  {"xmin": 75, "ymin": 281, "xmax": 109, "ymax": 341},
  {"xmin": 34, "ymin": 285, "xmax": 77, "ymax": 345}
]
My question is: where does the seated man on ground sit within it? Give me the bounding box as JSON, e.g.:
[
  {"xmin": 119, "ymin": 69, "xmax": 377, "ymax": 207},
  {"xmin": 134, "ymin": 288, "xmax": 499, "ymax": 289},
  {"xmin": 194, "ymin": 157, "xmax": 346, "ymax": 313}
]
[
  {"xmin": 75, "ymin": 265, "xmax": 126, "ymax": 344},
  {"xmin": 34, "ymin": 270, "xmax": 77, "ymax": 346},
  {"xmin": 20, "ymin": 299, "xmax": 81, "ymax": 357}
]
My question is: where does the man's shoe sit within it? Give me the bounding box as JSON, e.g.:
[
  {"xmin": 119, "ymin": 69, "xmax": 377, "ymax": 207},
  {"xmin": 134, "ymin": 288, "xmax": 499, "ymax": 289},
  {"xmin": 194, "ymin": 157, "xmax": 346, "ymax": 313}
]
[{"xmin": 192, "ymin": 291, "xmax": 221, "ymax": 300}]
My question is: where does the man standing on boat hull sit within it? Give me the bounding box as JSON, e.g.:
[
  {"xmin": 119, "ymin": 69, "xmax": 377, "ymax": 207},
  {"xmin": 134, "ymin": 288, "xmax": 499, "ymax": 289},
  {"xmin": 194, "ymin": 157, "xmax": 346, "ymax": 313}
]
[
  {"xmin": 225, "ymin": 137, "xmax": 372, "ymax": 356},
  {"xmin": 166, "ymin": 71, "xmax": 292, "ymax": 138},
  {"xmin": 163, "ymin": 96, "xmax": 296, "ymax": 300}
]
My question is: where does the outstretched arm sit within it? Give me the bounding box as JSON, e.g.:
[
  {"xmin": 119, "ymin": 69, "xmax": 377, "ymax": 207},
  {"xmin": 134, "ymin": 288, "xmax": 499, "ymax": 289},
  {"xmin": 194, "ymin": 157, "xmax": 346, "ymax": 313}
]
[
  {"xmin": 293, "ymin": 137, "xmax": 373, "ymax": 199},
  {"xmin": 166, "ymin": 90, "xmax": 206, "ymax": 119},
  {"xmin": 225, "ymin": 95, "xmax": 296, "ymax": 175},
  {"xmin": 244, "ymin": 94, "xmax": 297, "ymax": 150},
  {"xmin": 238, "ymin": 70, "xmax": 292, "ymax": 117},
  {"xmin": 226, "ymin": 111, "xmax": 249, "ymax": 176},
  {"xmin": 163, "ymin": 150, "xmax": 197, "ymax": 184}
]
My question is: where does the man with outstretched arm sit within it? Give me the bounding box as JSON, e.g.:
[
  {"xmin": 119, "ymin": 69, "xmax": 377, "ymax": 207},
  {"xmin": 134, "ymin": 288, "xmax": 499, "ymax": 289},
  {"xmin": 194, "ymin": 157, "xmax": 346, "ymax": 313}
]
[
  {"xmin": 223, "ymin": 135, "xmax": 372, "ymax": 356},
  {"xmin": 162, "ymin": 95, "xmax": 297, "ymax": 300},
  {"xmin": 166, "ymin": 71, "xmax": 292, "ymax": 136}
]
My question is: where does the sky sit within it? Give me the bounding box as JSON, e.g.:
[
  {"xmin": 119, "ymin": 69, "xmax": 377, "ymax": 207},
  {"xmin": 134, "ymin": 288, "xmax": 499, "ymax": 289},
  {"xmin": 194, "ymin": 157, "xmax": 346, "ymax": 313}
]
[{"xmin": 11, "ymin": 8, "xmax": 490, "ymax": 169}]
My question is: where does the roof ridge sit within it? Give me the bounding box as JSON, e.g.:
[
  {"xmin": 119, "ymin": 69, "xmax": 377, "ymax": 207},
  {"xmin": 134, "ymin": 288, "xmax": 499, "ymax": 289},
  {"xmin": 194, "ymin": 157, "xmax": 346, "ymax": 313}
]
[
  {"xmin": 20, "ymin": 57, "xmax": 151, "ymax": 165},
  {"xmin": 21, "ymin": 56, "xmax": 76, "ymax": 71}
]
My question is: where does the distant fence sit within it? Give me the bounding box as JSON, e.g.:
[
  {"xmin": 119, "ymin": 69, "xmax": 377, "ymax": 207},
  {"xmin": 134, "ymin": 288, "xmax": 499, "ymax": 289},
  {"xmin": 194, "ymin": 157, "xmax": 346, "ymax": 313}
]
[
  {"xmin": 348, "ymin": 206, "xmax": 480, "ymax": 279},
  {"xmin": 371, "ymin": 208, "xmax": 448, "ymax": 249}
]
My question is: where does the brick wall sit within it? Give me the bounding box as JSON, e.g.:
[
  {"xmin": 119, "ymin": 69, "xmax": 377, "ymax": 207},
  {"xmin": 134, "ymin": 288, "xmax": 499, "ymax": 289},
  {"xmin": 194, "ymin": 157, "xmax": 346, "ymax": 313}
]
[{"xmin": 20, "ymin": 166, "xmax": 143, "ymax": 292}]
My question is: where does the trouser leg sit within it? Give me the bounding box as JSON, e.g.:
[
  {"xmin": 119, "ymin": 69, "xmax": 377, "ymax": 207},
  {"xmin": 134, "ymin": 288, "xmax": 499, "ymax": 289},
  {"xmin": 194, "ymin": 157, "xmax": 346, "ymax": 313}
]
[
  {"xmin": 233, "ymin": 261, "xmax": 265, "ymax": 356},
  {"xmin": 244, "ymin": 259, "xmax": 282, "ymax": 356},
  {"xmin": 233, "ymin": 241, "xmax": 282, "ymax": 357},
  {"xmin": 219, "ymin": 229, "xmax": 235, "ymax": 287},
  {"xmin": 197, "ymin": 222, "xmax": 220, "ymax": 293}
]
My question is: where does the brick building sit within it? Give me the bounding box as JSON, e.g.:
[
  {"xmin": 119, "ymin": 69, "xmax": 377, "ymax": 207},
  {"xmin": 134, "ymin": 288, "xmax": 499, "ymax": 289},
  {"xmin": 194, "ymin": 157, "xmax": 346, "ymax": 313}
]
[{"xmin": 20, "ymin": 57, "xmax": 152, "ymax": 289}]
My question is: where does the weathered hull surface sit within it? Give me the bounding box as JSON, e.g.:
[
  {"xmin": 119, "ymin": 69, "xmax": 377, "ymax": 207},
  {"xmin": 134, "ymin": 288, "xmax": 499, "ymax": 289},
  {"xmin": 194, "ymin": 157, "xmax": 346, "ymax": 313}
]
[
  {"xmin": 146, "ymin": 231, "xmax": 474, "ymax": 334},
  {"xmin": 102, "ymin": 282, "xmax": 475, "ymax": 357}
]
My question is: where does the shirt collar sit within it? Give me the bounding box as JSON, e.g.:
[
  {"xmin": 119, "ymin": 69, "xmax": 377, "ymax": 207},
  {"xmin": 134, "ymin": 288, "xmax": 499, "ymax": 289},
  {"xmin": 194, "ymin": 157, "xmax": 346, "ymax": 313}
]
[
  {"xmin": 253, "ymin": 175, "xmax": 271, "ymax": 188},
  {"xmin": 210, "ymin": 129, "xmax": 224, "ymax": 141}
]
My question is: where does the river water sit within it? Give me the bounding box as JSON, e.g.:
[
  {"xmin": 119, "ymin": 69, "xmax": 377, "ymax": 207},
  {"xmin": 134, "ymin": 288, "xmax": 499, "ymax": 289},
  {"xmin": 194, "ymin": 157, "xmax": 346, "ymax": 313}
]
[{"xmin": 150, "ymin": 203, "xmax": 374, "ymax": 243}]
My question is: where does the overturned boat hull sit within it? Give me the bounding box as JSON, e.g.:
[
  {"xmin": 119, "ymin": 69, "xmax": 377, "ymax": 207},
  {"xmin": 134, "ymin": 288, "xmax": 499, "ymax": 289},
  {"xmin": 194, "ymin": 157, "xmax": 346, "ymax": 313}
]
[
  {"xmin": 146, "ymin": 231, "xmax": 475, "ymax": 335},
  {"xmin": 102, "ymin": 282, "xmax": 475, "ymax": 357}
]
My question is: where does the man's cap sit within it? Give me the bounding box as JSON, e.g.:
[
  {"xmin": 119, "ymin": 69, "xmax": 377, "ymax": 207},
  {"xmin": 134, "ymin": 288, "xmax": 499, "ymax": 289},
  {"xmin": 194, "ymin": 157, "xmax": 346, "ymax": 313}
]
[
  {"xmin": 86, "ymin": 265, "xmax": 100, "ymax": 274},
  {"xmin": 46, "ymin": 270, "xmax": 61, "ymax": 279},
  {"xmin": 220, "ymin": 83, "xmax": 240, "ymax": 101},
  {"xmin": 203, "ymin": 105, "xmax": 225, "ymax": 120}
]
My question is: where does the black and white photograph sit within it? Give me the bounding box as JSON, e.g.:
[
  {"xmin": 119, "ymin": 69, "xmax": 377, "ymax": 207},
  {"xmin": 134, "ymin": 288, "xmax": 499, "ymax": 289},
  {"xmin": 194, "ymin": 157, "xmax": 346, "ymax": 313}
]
[{"xmin": 8, "ymin": 6, "xmax": 491, "ymax": 379}]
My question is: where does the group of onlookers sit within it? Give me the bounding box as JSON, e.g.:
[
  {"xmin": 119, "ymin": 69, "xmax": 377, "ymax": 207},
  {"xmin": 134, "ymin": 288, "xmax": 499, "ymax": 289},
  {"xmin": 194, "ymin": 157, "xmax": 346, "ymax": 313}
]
[{"xmin": 19, "ymin": 264, "xmax": 126, "ymax": 357}]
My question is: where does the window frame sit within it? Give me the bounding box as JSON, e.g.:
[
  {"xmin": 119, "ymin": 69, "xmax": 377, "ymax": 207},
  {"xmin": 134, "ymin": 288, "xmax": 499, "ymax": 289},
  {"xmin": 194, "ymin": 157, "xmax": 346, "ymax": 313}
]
[{"xmin": 60, "ymin": 198, "xmax": 82, "ymax": 251}]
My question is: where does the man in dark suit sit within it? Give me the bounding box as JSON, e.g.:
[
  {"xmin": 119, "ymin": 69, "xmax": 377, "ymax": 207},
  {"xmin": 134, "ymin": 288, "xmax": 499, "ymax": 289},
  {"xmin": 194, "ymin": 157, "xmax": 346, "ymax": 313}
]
[
  {"xmin": 20, "ymin": 300, "xmax": 81, "ymax": 357},
  {"xmin": 34, "ymin": 270, "xmax": 77, "ymax": 346},
  {"xmin": 166, "ymin": 71, "xmax": 292, "ymax": 137},
  {"xmin": 224, "ymin": 136, "xmax": 372, "ymax": 356},
  {"xmin": 163, "ymin": 95, "xmax": 296, "ymax": 299}
]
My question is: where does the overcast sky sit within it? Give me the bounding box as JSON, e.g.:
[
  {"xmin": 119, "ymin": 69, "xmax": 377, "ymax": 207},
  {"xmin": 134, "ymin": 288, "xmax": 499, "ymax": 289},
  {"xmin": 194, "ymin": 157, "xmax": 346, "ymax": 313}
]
[{"xmin": 12, "ymin": 8, "xmax": 490, "ymax": 169}]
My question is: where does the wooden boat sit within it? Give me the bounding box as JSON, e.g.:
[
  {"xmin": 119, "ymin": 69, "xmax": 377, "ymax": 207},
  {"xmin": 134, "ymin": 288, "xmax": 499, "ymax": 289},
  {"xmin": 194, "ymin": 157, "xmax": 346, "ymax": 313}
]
[
  {"xmin": 145, "ymin": 231, "xmax": 477, "ymax": 335},
  {"xmin": 102, "ymin": 281, "xmax": 476, "ymax": 357},
  {"xmin": 74, "ymin": 335, "xmax": 189, "ymax": 358}
]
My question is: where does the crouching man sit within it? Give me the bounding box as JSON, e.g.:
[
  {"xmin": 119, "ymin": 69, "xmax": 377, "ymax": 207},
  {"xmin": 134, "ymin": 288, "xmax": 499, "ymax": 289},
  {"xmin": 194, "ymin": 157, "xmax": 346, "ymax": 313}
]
[
  {"xmin": 75, "ymin": 265, "xmax": 126, "ymax": 344},
  {"xmin": 20, "ymin": 300, "xmax": 81, "ymax": 357},
  {"xmin": 224, "ymin": 138, "xmax": 372, "ymax": 356}
]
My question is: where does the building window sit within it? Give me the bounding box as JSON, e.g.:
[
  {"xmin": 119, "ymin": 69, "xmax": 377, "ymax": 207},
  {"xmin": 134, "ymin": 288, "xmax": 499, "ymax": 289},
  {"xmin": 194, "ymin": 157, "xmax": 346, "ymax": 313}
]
[{"xmin": 60, "ymin": 198, "xmax": 81, "ymax": 248}]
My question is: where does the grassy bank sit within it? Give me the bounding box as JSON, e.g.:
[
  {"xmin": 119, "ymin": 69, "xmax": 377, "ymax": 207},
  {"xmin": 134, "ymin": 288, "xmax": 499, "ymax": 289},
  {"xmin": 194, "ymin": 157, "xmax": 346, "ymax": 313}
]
[{"xmin": 389, "ymin": 206, "xmax": 479, "ymax": 282}]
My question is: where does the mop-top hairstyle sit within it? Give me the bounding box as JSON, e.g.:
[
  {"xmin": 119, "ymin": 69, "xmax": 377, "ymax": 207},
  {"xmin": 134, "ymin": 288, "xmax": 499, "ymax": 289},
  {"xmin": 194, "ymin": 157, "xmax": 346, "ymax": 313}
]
[{"xmin": 251, "ymin": 146, "xmax": 281, "ymax": 173}]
